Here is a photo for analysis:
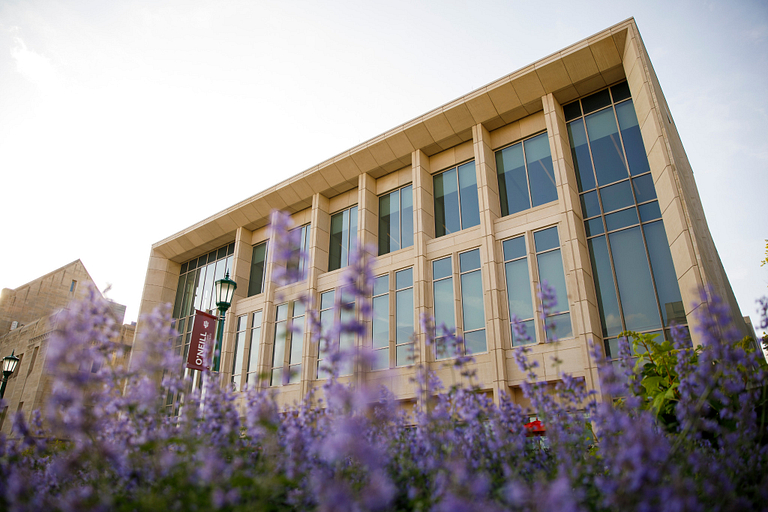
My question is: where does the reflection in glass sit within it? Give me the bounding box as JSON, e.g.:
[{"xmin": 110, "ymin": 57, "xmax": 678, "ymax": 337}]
[
  {"xmin": 568, "ymin": 119, "xmax": 596, "ymax": 192},
  {"xmin": 644, "ymin": 221, "xmax": 685, "ymax": 326},
  {"xmin": 458, "ymin": 162, "xmax": 480, "ymax": 230},
  {"xmin": 329, "ymin": 206, "xmax": 358, "ymax": 271},
  {"xmin": 525, "ymin": 133, "xmax": 558, "ymax": 207},
  {"xmin": 610, "ymin": 227, "xmax": 662, "ymax": 332},
  {"xmin": 433, "ymin": 278, "xmax": 455, "ymax": 332},
  {"xmin": 600, "ymin": 181, "xmax": 634, "ymax": 213},
  {"xmin": 434, "ymin": 169, "xmax": 460, "ymax": 236},
  {"xmin": 461, "ymin": 270, "xmax": 484, "ymax": 332},
  {"xmin": 638, "ymin": 202, "xmax": 662, "ymax": 222},
  {"xmin": 632, "ymin": 174, "xmax": 656, "ymax": 203},
  {"xmin": 379, "ymin": 189, "xmax": 400, "ymax": 255},
  {"xmin": 586, "ymin": 108, "xmax": 628, "ymax": 186},
  {"xmin": 396, "ymin": 289, "xmax": 414, "ymax": 349},
  {"xmin": 401, "ymin": 186, "xmax": 413, "ymax": 250},
  {"xmin": 605, "ymin": 208, "xmax": 639, "ymax": 231},
  {"xmin": 588, "ymin": 236, "xmax": 623, "ymax": 337},
  {"xmin": 464, "ymin": 330, "xmax": 486, "ymax": 355},
  {"xmin": 497, "ymin": 140, "xmax": 530, "ymax": 216},
  {"xmin": 248, "ymin": 242, "xmax": 268, "ymax": 297},
  {"xmin": 580, "ymin": 190, "xmax": 601, "ymax": 218},
  {"xmin": 616, "ymin": 100, "xmax": 650, "ymax": 176}
]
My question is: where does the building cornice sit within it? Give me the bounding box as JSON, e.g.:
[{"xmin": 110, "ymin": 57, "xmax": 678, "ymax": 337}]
[{"xmin": 153, "ymin": 18, "xmax": 635, "ymax": 263}]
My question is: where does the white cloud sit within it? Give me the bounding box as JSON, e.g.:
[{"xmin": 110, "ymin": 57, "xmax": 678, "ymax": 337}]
[{"xmin": 10, "ymin": 36, "xmax": 58, "ymax": 89}]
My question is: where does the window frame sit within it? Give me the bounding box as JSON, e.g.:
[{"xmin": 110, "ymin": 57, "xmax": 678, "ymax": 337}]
[
  {"xmin": 231, "ymin": 314, "xmax": 248, "ymax": 391},
  {"xmin": 495, "ymin": 131, "xmax": 558, "ymax": 217},
  {"xmin": 247, "ymin": 241, "xmax": 268, "ymax": 297},
  {"xmin": 316, "ymin": 288, "xmax": 357, "ymax": 379},
  {"xmin": 433, "ymin": 160, "xmax": 481, "ymax": 238},
  {"xmin": 431, "ymin": 248, "xmax": 488, "ymax": 360},
  {"xmin": 501, "ymin": 226, "xmax": 573, "ymax": 346},
  {"xmin": 270, "ymin": 301, "xmax": 306, "ymax": 387},
  {"xmin": 564, "ymin": 81, "xmax": 686, "ymax": 341},
  {"xmin": 245, "ymin": 310, "xmax": 263, "ymax": 389},
  {"xmin": 329, "ymin": 206, "xmax": 358, "ymax": 271},
  {"xmin": 370, "ymin": 267, "xmax": 415, "ymax": 371},
  {"xmin": 378, "ymin": 184, "xmax": 414, "ymax": 256}
]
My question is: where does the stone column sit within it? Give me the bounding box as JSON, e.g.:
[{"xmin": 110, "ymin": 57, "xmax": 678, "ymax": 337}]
[
  {"xmin": 128, "ymin": 248, "xmax": 181, "ymax": 380},
  {"xmin": 299, "ymin": 193, "xmax": 330, "ymax": 396},
  {"xmin": 542, "ymin": 92, "xmax": 604, "ymax": 398},
  {"xmin": 220, "ymin": 226, "xmax": 253, "ymax": 387},
  {"xmin": 471, "ymin": 122, "xmax": 507, "ymax": 405},
  {"xmin": 411, "ymin": 150, "xmax": 433, "ymax": 371},
  {"xmin": 356, "ymin": 173, "xmax": 377, "ymax": 386}
]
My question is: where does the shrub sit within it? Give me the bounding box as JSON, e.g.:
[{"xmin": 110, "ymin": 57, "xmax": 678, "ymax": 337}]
[{"xmin": 1, "ymin": 215, "xmax": 766, "ymax": 511}]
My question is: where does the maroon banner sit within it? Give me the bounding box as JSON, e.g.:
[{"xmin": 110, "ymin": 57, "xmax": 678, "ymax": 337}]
[{"xmin": 186, "ymin": 309, "xmax": 218, "ymax": 371}]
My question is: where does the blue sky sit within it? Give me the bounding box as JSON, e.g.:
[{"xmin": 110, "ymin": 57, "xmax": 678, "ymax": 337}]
[{"xmin": 0, "ymin": 0, "xmax": 766, "ymax": 334}]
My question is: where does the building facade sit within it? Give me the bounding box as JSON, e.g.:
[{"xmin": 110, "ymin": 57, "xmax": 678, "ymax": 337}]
[
  {"xmin": 0, "ymin": 260, "xmax": 134, "ymax": 433},
  {"xmin": 132, "ymin": 19, "xmax": 746, "ymax": 411}
]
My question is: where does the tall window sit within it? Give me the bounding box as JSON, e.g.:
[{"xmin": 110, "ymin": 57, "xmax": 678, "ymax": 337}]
[
  {"xmin": 245, "ymin": 310, "xmax": 263, "ymax": 388},
  {"xmin": 329, "ymin": 206, "xmax": 358, "ymax": 271},
  {"xmin": 171, "ymin": 243, "xmax": 235, "ymax": 372},
  {"xmin": 503, "ymin": 236, "xmax": 534, "ymax": 345},
  {"xmin": 371, "ymin": 268, "xmax": 415, "ymax": 370},
  {"xmin": 248, "ymin": 241, "xmax": 268, "ymax": 296},
  {"xmin": 317, "ymin": 289, "xmax": 356, "ymax": 378},
  {"xmin": 379, "ymin": 185, "xmax": 413, "ymax": 255},
  {"xmin": 503, "ymin": 228, "xmax": 572, "ymax": 345},
  {"xmin": 271, "ymin": 302, "xmax": 305, "ymax": 386},
  {"xmin": 317, "ymin": 290, "xmax": 356, "ymax": 379},
  {"xmin": 495, "ymin": 132, "xmax": 557, "ymax": 216},
  {"xmin": 564, "ymin": 81, "xmax": 685, "ymax": 352},
  {"xmin": 432, "ymin": 249, "xmax": 487, "ymax": 359},
  {"xmin": 231, "ymin": 315, "xmax": 247, "ymax": 391},
  {"xmin": 371, "ymin": 275, "xmax": 389, "ymax": 370},
  {"xmin": 285, "ymin": 225, "xmax": 311, "ymax": 284},
  {"xmin": 434, "ymin": 161, "xmax": 480, "ymax": 237},
  {"xmin": 534, "ymin": 227, "xmax": 572, "ymax": 340}
]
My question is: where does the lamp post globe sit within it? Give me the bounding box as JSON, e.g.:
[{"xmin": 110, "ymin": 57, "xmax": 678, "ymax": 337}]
[
  {"xmin": 212, "ymin": 272, "xmax": 237, "ymax": 372},
  {"xmin": 0, "ymin": 351, "xmax": 20, "ymax": 400}
]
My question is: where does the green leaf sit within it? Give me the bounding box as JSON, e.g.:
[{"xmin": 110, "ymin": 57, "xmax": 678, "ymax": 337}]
[{"xmin": 642, "ymin": 376, "xmax": 665, "ymax": 394}]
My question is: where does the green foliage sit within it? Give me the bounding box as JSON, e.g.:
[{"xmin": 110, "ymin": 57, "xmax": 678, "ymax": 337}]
[{"xmin": 621, "ymin": 331, "xmax": 700, "ymax": 432}]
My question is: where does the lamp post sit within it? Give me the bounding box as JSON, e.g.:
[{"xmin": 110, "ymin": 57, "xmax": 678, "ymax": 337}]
[
  {"xmin": 213, "ymin": 272, "xmax": 237, "ymax": 372},
  {"xmin": 0, "ymin": 351, "xmax": 20, "ymax": 399}
]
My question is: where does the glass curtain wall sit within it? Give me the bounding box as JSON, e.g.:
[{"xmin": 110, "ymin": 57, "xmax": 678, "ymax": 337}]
[
  {"xmin": 171, "ymin": 243, "xmax": 235, "ymax": 369},
  {"xmin": 167, "ymin": 242, "xmax": 234, "ymax": 414},
  {"xmin": 564, "ymin": 81, "xmax": 686, "ymax": 358}
]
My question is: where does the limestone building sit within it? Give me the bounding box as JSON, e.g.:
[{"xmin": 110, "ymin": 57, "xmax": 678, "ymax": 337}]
[
  {"xmin": 132, "ymin": 19, "xmax": 746, "ymax": 412},
  {"xmin": 0, "ymin": 260, "xmax": 134, "ymax": 433}
]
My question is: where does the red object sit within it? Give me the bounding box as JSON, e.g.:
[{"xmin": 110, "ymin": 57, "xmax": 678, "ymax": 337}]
[
  {"xmin": 524, "ymin": 419, "xmax": 546, "ymax": 437},
  {"xmin": 186, "ymin": 310, "xmax": 217, "ymax": 371}
]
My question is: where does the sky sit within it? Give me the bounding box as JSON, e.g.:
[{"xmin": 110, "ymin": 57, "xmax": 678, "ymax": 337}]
[{"xmin": 0, "ymin": 0, "xmax": 766, "ymax": 335}]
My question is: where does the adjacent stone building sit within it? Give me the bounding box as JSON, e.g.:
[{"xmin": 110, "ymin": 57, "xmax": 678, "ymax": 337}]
[
  {"xmin": 0, "ymin": 260, "xmax": 134, "ymax": 434},
  {"xmin": 131, "ymin": 18, "xmax": 746, "ymax": 413}
]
